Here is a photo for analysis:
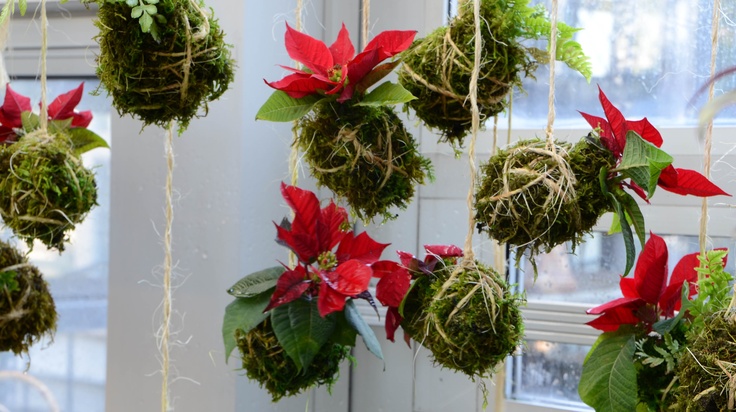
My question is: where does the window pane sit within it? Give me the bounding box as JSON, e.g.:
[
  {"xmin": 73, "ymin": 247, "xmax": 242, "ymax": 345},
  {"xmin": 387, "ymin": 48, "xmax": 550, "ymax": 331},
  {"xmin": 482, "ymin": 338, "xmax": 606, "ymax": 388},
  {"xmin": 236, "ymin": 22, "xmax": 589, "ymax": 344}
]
[{"xmin": 0, "ymin": 79, "xmax": 110, "ymax": 412}]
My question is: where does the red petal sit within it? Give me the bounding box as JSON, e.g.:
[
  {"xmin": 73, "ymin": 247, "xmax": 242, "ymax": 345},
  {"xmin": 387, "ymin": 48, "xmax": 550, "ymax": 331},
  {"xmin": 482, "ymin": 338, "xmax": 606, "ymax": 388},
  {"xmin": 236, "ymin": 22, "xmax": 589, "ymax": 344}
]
[
  {"xmin": 635, "ymin": 233, "xmax": 668, "ymax": 305},
  {"xmin": 264, "ymin": 266, "xmax": 311, "ymax": 312},
  {"xmin": 72, "ymin": 110, "xmax": 93, "ymax": 128},
  {"xmin": 587, "ymin": 296, "xmax": 643, "ymax": 315},
  {"xmin": 626, "ymin": 118, "xmax": 662, "ymax": 148},
  {"xmin": 657, "ymin": 168, "xmax": 730, "ymax": 197},
  {"xmin": 329, "ymin": 23, "xmax": 355, "ymax": 65},
  {"xmin": 363, "ymin": 30, "xmax": 417, "ymax": 60},
  {"xmin": 586, "ymin": 305, "xmax": 641, "ymax": 332},
  {"xmin": 281, "ymin": 183, "xmax": 320, "ymax": 237},
  {"xmin": 275, "ymin": 222, "xmax": 319, "ymax": 264},
  {"xmin": 328, "ymin": 259, "xmax": 373, "ymax": 295},
  {"xmin": 317, "ymin": 201, "xmax": 349, "ymax": 251},
  {"xmin": 373, "ymin": 260, "xmax": 411, "ymax": 307},
  {"xmin": 0, "ymin": 126, "xmax": 18, "ymax": 143},
  {"xmin": 620, "ymin": 276, "xmax": 637, "ymax": 298},
  {"xmin": 578, "ymin": 111, "xmax": 619, "ymax": 156},
  {"xmin": 265, "ymin": 74, "xmax": 334, "ymax": 99},
  {"xmin": 670, "ymin": 252, "xmax": 701, "ymax": 287},
  {"xmin": 385, "ymin": 306, "xmax": 403, "ymax": 343},
  {"xmin": 597, "ymin": 86, "xmax": 627, "ymax": 156},
  {"xmin": 397, "ymin": 250, "xmax": 418, "ymax": 270},
  {"xmin": 0, "ymin": 84, "xmax": 31, "ymax": 128},
  {"xmin": 624, "ymin": 180, "xmax": 650, "ymax": 202},
  {"xmin": 284, "ymin": 23, "xmax": 332, "ymax": 75},
  {"xmin": 346, "ymin": 48, "xmax": 382, "ymax": 90},
  {"xmin": 48, "ymin": 83, "xmax": 84, "ymax": 121},
  {"xmin": 336, "ymin": 232, "xmax": 389, "ymax": 265},
  {"xmin": 424, "ymin": 244, "xmax": 463, "ymax": 259},
  {"xmin": 318, "ymin": 282, "xmax": 347, "ymax": 316}
]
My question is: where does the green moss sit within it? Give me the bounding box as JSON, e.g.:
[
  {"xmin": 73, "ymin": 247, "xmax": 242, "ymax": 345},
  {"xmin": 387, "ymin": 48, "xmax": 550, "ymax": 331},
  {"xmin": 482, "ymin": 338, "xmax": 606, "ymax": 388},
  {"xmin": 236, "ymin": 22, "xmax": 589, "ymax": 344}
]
[
  {"xmin": 0, "ymin": 132, "xmax": 98, "ymax": 251},
  {"xmin": 92, "ymin": 0, "xmax": 235, "ymax": 130},
  {"xmin": 236, "ymin": 318, "xmax": 350, "ymax": 402},
  {"xmin": 0, "ymin": 240, "xmax": 56, "ymax": 355},
  {"xmin": 296, "ymin": 100, "xmax": 433, "ymax": 222},
  {"xmin": 404, "ymin": 261, "xmax": 524, "ymax": 379},
  {"xmin": 475, "ymin": 137, "xmax": 615, "ymax": 258}
]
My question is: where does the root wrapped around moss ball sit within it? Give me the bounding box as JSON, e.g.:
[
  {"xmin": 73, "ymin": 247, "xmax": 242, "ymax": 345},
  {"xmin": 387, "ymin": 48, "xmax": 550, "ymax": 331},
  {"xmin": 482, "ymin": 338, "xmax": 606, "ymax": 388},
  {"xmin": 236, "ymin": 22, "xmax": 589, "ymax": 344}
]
[
  {"xmin": 296, "ymin": 101, "xmax": 433, "ymax": 222},
  {"xmin": 672, "ymin": 312, "xmax": 736, "ymax": 412},
  {"xmin": 398, "ymin": 0, "xmax": 534, "ymax": 147},
  {"xmin": 404, "ymin": 261, "xmax": 524, "ymax": 379},
  {"xmin": 236, "ymin": 318, "xmax": 350, "ymax": 402},
  {"xmin": 92, "ymin": 0, "xmax": 235, "ymax": 130},
  {"xmin": 475, "ymin": 137, "xmax": 615, "ymax": 257},
  {"xmin": 0, "ymin": 240, "xmax": 56, "ymax": 355},
  {"xmin": 0, "ymin": 132, "xmax": 98, "ymax": 251}
]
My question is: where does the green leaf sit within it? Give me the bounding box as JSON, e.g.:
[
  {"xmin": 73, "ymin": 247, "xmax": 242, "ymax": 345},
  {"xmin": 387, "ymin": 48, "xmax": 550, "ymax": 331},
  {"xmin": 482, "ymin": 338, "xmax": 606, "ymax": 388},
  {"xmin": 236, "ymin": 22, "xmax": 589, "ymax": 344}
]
[
  {"xmin": 20, "ymin": 111, "xmax": 39, "ymax": 132},
  {"xmin": 66, "ymin": 128, "xmax": 110, "ymax": 155},
  {"xmin": 144, "ymin": 0, "xmax": 159, "ymax": 3},
  {"xmin": 608, "ymin": 211, "xmax": 622, "ymax": 235},
  {"xmin": 579, "ymin": 332, "xmax": 638, "ymax": 412},
  {"xmin": 48, "ymin": 118, "xmax": 73, "ymax": 135},
  {"xmin": 139, "ymin": 11, "xmax": 153, "ymax": 33},
  {"xmin": 142, "ymin": 4, "xmax": 156, "ymax": 14},
  {"xmin": 344, "ymin": 299, "xmax": 383, "ymax": 360},
  {"xmin": 0, "ymin": 271, "xmax": 19, "ymax": 293},
  {"xmin": 617, "ymin": 191, "xmax": 646, "ymax": 247},
  {"xmin": 355, "ymin": 82, "xmax": 416, "ymax": 107},
  {"xmin": 614, "ymin": 200, "xmax": 636, "ymax": 277},
  {"xmin": 330, "ymin": 311, "xmax": 358, "ymax": 347},
  {"xmin": 18, "ymin": 0, "xmax": 26, "ymax": 16},
  {"xmin": 653, "ymin": 283, "xmax": 690, "ymax": 335},
  {"xmin": 271, "ymin": 299, "xmax": 336, "ymax": 371},
  {"xmin": 615, "ymin": 131, "xmax": 673, "ymax": 197},
  {"xmin": 227, "ymin": 266, "xmax": 285, "ymax": 298},
  {"xmin": 221, "ymin": 289, "xmax": 273, "ymax": 363},
  {"xmin": 125, "ymin": 0, "xmax": 138, "ymax": 6},
  {"xmin": 255, "ymin": 91, "xmax": 321, "ymax": 122},
  {"xmin": 0, "ymin": 1, "xmax": 13, "ymax": 27},
  {"xmin": 131, "ymin": 5, "xmax": 143, "ymax": 18}
]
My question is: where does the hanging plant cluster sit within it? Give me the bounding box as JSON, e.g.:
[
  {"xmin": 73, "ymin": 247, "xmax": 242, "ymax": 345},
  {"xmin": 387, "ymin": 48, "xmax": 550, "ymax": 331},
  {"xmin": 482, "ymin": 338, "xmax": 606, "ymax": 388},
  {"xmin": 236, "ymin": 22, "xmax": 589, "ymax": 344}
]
[
  {"xmin": 86, "ymin": 0, "xmax": 235, "ymax": 131},
  {"xmin": 223, "ymin": 183, "xmax": 401, "ymax": 400},
  {"xmin": 398, "ymin": 0, "xmax": 592, "ymax": 147},
  {"xmin": 256, "ymin": 23, "xmax": 433, "ymax": 222}
]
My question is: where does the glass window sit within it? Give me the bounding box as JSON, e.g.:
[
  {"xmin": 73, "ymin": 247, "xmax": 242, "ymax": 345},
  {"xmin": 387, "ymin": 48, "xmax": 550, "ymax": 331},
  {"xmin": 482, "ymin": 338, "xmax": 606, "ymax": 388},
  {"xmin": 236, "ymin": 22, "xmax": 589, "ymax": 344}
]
[{"xmin": 0, "ymin": 78, "xmax": 110, "ymax": 412}]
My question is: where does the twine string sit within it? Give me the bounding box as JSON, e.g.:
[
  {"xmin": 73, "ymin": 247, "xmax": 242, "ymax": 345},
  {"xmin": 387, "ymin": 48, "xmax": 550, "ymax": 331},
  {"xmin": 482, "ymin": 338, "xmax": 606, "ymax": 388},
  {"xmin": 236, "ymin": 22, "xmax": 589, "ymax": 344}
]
[
  {"xmin": 361, "ymin": 0, "xmax": 370, "ymax": 50},
  {"xmin": 39, "ymin": 0, "xmax": 48, "ymax": 132},
  {"xmin": 288, "ymin": 0, "xmax": 304, "ymax": 270},
  {"xmin": 187, "ymin": 0, "xmax": 211, "ymax": 41},
  {"xmin": 160, "ymin": 122, "xmax": 175, "ymax": 412},
  {"xmin": 545, "ymin": 0, "xmax": 558, "ymax": 146}
]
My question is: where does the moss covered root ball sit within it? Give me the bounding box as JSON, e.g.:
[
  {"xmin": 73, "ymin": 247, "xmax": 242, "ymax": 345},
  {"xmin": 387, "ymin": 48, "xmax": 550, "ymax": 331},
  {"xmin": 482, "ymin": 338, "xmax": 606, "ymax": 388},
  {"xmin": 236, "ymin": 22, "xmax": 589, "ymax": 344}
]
[
  {"xmin": 93, "ymin": 0, "xmax": 235, "ymax": 130},
  {"xmin": 672, "ymin": 312, "xmax": 736, "ymax": 412},
  {"xmin": 398, "ymin": 0, "xmax": 534, "ymax": 147},
  {"xmin": 0, "ymin": 241, "xmax": 57, "ymax": 355},
  {"xmin": 406, "ymin": 261, "xmax": 524, "ymax": 379},
  {"xmin": 236, "ymin": 318, "xmax": 350, "ymax": 402},
  {"xmin": 296, "ymin": 101, "xmax": 433, "ymax": 222},
  {"xmin": 0, "ymin": 133, "xmax": 98, "ymax": 251},
  {"xmin": 475, "ymin": 137, "xmax": 615, "ymax": 257}
]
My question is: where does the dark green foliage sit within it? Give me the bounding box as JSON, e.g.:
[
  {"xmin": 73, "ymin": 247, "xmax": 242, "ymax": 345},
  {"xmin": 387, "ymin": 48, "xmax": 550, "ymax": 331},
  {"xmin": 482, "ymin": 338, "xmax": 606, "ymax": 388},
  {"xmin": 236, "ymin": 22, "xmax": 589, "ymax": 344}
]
[
  {"xmin": 296, "ymin": 100, "xmax": 433, "ymax": 222},
  {"xmin": 475, "ymin": 137, "xmax": 615, "ymax": 258},
  {"xmin": 403, "ymin": 261, "xmax": 524, "ymax": 379},
  {"xmin": 0, "ymin": 240, "xmax": 56, "ymax": 355},
  {"xmin": 92, "ymin": 0, "xmax": 235, "ymax": 130},
  {"xmin": 0, "ymin": 132, "xmax": 98, "ymax": 251},
  {"xmin": 236, "ymin": 317, "xmax": 350, "ymax": 402}
]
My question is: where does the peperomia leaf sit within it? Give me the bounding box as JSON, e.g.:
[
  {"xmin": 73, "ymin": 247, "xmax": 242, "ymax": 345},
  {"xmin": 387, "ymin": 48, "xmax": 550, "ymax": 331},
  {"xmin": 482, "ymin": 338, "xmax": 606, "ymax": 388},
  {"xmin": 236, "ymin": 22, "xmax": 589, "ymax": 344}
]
[
  {"xmin": 221, "ymin": 288, "xmax": 274, "ymax": 363},
  {"xmin": 355, "ymin": 81, "xmax": 416, "ymax": 107},
  {"xmin": 270, "ymin": 298, "xmax": 336, "ymax": 371},
  {"xmin": 344, "ymin": 299, "xmax": 383, "ymax": 360},
  {"xmin": 66, "ymin": 127, "xmax": 110, "ymax": 155},
  {"xmin": 615, "ymin": 131, "xmax": 673, "ymax": 197},
  {"xmin": 227, "ymin": 266, "xmax": 285, "ymax": 298},
  {"xmin": 579, "ymin": 332, "xmax": 637, "ymax": 412},
  {"xmin": 256, "ymin": 91, "xmax": 321, "ymax": 122}
]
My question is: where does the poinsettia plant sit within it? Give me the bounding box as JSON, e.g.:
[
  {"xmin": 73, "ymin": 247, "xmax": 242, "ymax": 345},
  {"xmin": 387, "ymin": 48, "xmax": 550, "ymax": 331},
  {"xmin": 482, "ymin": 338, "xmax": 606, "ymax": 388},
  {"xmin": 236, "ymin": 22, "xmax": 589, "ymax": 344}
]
[
  {"xmin": 579, "ymin": 233, "xmax": 729, "ymax": 412},
  {"xmin": 223, "ymin": 183, "xmax": 393, "ymax": 375},
  {"xmin": 0, "ymin": 83, "xmax": 108, "ymax": 154},
  {"xmin": 580, "ymin": 87, "xmax": 729, "ymax": 274},
  {"xmin": 255, "ymin": 23, "xmax": 417, "ymax": 122}
]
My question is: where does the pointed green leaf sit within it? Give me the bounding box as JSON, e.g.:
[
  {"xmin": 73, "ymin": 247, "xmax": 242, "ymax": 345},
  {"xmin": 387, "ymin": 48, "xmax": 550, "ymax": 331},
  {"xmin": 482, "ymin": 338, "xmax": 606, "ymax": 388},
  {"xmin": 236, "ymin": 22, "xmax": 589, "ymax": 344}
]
[
  {"xmin": 18, "ymin": 0, "xmax": 26, "ymax": 16},
  {"xmin": 48, "ymin": 118, "xmax": 73, "ymax": 135},
  {"xmin": 653, "ymin": 283, "xmax": 690, "ymax": 335},
  {"xmin": 607, "ymin": 192, "xmax": 635, "ymax": 276},
  {"xmin": 608, "ymin": 211, "xmax": 622, "ymax": 235},
  {"xmin": 615, "ymin": 131, "xmax": 673, "ymax": 197},
  {"xmin": 227, "ymin": 266, "xmax": 285, "ymax": 298},
  {"xmin": 344, "ymin": 299, "xmax": 383, "ymax": 360},
  {"xmin": 20, "ymin": 111, "xmax": 39, "ymax": 132},
  {"xmin": 330, "ymin": 311, "xmax": 358, "ymax": 347},
  {"xmin": 271, "ymin": 299, "xmax": 336, "ymax": 371},
  {"xmin": 617, "ymin": 192, "xmax": 646, "ymax": 247},
  {"xmin": 355, "ymin": 82, "xmax": 416, "ymax": 107},
  {"xmin": 66, "ymin": 128, "xmax": 110, "ymax": 155},
  {"xmin": 579, "ymin": 332, "xmax": 637, "ymax": 412},
  {"xmin": 222, "ymin": 289, "xmax": 274, "ymax": 363},
  {"xmin": 139, "ymin": 11, "xmax": 153, "ymax": 33},
  {"xmin": 256, "ymin": 91, "xmax": 321, "ymax": 122}
]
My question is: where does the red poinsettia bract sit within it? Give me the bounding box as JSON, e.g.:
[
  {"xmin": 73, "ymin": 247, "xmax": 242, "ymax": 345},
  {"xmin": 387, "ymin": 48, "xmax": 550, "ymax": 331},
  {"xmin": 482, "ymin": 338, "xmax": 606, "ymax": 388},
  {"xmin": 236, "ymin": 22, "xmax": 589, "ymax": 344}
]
[
  {"xmin": 266, "ymin": 183, "xmax": 389, "ymax": 317},
  {"xmin": 0, "ymin": 83, "xmax": 92, "ymax": 143},
  {"xmin": 579, "ymin": 86, "xmax": 728, "ymax": 199},
  {"xmin": 586, "ymin": 233, "xmax": 707, "ymax": 332},
  {"xmin": 265, "ymin": 23, "xmax": 416, "ymax": 102},
  {"xmin": 373, "ymin": 244, "xmax": 463, "ymax": 343}
]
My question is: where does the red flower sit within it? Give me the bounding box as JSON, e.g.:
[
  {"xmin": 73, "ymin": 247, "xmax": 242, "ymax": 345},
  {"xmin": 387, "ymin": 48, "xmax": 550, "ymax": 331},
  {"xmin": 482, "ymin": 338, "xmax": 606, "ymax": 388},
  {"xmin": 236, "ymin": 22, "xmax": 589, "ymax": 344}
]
[
  {"xmin": 373, "ymin": 244, "xmax": 463, "ymax": 343},
  {"xmin": 265, "ymin": 23, "xmax": 416, "ymax": 102},
  {"xmin": 579, "ymin": 86, "xmax": 728, "ymax": 198},
  {"xmin": 267, "ymin": 183, "xmax": 389, "ymax": 316},
  {"xmin": 586, "ymin": 233, "xmax": 702, "ymax": 332}
]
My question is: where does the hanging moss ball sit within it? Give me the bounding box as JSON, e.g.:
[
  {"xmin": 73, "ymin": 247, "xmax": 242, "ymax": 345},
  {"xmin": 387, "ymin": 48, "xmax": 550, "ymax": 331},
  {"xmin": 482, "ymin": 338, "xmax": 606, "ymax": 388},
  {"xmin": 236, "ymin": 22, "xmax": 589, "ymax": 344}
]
[
  {"xmin": 672, "ymin": 312, "xmax": 736, "ymax": 412},
  {"xmin": 296, "ymin": 100, "xmax": 433, "ymax": 222},
  {"xmin": 92, "ymin": 0, "xmax": 235, "ymax": 130},
  {"xmin": 0, "ymin": 240, "xmax": 57, "ymax": 355},
  {"xmin": 475, "ymin": 137, "xmax": 615, "ymax": 258},
  {"xmin": 0, "ymin": 131, "xmax": 98, "ymax": 251},
  {"xmin": 236, "ymin": 318, "xmax": 350, "ymax": 402},
  {"xmin": 407, "ymin": 261, "xmax": 524, "ymax": 379},
  {"xmin": 398, "ymin": 0, "xmax": 534, "ymax": 147}
]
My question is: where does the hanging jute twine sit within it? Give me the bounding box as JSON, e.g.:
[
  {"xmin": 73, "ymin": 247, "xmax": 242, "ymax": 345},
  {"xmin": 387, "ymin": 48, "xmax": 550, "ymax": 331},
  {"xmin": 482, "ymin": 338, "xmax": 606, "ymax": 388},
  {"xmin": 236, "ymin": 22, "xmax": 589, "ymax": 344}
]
[
  {"xmin": 361, "ymin": 0, "xmax": 370, "ymax": 49},
  {"xmin": 39, "ymin": 0, "xmax": 48, "ymax": 132},
  {"xmin": 287, "ymin": 0, "xmax": 303, "ymax": 270},
  {"xmin": 159, "ymin": 122, "xmax": 176, "ymax": 412}
]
